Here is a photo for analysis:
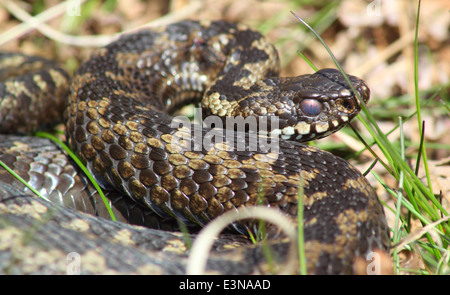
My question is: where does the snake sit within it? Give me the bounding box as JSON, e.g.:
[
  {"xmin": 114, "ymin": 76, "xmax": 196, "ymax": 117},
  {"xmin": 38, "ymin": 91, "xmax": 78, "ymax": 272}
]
[{"xmin": 0, "ymin": 20, "xmax": 389, "ymax": 274}]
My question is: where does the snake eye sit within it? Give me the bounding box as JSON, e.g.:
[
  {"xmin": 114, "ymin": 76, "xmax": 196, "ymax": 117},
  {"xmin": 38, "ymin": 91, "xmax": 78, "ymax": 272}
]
[{"xmin": 300, "ymin": 99, "xmax": 322, "ymax": 116}]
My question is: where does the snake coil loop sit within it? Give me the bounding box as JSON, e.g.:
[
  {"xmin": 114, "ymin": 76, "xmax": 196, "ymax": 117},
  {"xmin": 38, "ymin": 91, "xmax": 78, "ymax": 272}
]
[{"xmin": 0, "ymin": 20, "xmax": 389, "ymax": 274}]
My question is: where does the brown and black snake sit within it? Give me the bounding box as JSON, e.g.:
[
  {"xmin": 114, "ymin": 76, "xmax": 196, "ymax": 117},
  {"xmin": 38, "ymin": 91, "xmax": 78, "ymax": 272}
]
[{"xmin": 0, "ymin": 20, "xmax": 389, "ymax": 274}]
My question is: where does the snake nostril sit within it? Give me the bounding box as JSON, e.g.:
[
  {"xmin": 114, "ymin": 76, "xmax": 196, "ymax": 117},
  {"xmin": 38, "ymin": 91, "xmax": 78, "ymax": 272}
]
[
  {"xmin": 342, "ymin": 99, "xmax": 354, "ymax": 110},
  {"xmin": 300, "ymin": 99, "xmax": 322, "ymax": 117},
  {"xmin": 336, "ymin": 98, "xmax": 355, "ymax": 113}
]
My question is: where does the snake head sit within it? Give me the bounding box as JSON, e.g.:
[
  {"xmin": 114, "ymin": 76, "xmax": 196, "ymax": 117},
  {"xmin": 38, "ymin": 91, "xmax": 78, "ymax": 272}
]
[{"xmin": 270, "ymin": 68, "xmax": 370, "ymax": 142}]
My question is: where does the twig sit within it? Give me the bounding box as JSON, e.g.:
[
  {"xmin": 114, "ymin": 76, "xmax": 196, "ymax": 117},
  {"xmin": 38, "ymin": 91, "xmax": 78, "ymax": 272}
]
[
  {"xmin": 0, "ymin": 0, "xmax": 116, "ymax": 47},
  {"xmin": 186, "ymin": 206, "xmax": 298, "ymax": 275}
]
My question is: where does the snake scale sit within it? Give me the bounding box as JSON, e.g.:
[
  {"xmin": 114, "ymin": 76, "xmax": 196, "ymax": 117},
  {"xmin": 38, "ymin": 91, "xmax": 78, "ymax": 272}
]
[{"xmin": 0, "ymin": 20, "xmax": 389, "ymax": 274}]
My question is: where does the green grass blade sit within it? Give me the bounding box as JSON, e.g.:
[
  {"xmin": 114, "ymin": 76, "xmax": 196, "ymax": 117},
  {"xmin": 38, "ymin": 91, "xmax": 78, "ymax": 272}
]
[
  {"xmin": 35, "ymin": 132, "xmax": 116, "ymax": 221},
  {"xmin": 0, "ymin": 159, "xmax": 51, "ymax": 202},
  {"xmin": 413, "ymin": 0, "xmax": 433, "ymax": 196},
  {"xmin": 296, "ymin": 51, "xmax": 318, "ymax": 72},
  {"xmin": 297, "ymin": 178, "xmax": 307, "ymax": 275},
  {"xmin": 392, "ymin": 117, "xmax": 406, "ymax": 274}
]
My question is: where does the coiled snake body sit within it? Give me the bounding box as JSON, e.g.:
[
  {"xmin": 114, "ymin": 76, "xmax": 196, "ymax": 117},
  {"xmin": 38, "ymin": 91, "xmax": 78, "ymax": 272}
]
[{"xmin": 0, "ymin": 20, "xmax": 389, "ymax": 274}]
